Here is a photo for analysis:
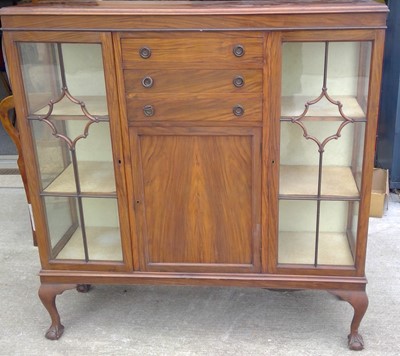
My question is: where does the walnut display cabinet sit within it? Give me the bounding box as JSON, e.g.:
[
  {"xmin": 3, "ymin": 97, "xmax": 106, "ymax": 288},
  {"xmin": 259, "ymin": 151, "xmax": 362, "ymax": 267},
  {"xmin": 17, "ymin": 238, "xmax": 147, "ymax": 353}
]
[{"xmin": 0, "ymin": 0, "xmax": 388, "ymax": 350}]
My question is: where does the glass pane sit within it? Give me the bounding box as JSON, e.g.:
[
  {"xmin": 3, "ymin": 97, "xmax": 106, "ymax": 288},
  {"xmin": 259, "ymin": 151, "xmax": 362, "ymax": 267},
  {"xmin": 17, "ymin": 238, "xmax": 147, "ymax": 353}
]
[
  {"xmin": 282, "ymin": 41, "xmax": 371, "ymax": 120},
  {"xmin": 75, "ymin": 122, "xmax": 116, "ymax": 195},
  {"xmin": 82, "ymin": 198, "xmax": 122, "ymax": 261},
  {"xmin": 279, "ymin": 121, "xmax": 365, "ymax": 198},
  {"xmin": 278, "ymin": 200, "xmax": 317, "ymax": 265},
  {"xmin": 18, "ymin": 42, "xmax": 62, "ymax": 114},
  {"xmin": 31, "ymin": 119, "xmax": 70, "ymax": 190},
  {"xmin": 44, "ymin": 196, "xmax": 77, "ymax": 258},
  {"xmin": 349, "ymin": 201, "xmax": 359, "ymax": 258},
  {"xmin": 319, "ymin": 201, "xmax": 355, "ymax": 266},
  {"xmin": 46, "ymin": 197, "xmax": 122, "ymax": 262},
  {"xmin": 31, "ymin": 119, "xmax": 116, "ymax": 194},
  {"xmin": 278, "ymin": 200, "xmax": 356, "ymax": 266},
  {"xmin": 61, "ymin": 43, "xmax": 106, "ymax": 107},
  {"xmin": 19, "ymin": 42, "xmax": 107, "ymax": 116},
  {"xmin": 282, "ymin": 42, "xmax": 325, "ymax": 101}
]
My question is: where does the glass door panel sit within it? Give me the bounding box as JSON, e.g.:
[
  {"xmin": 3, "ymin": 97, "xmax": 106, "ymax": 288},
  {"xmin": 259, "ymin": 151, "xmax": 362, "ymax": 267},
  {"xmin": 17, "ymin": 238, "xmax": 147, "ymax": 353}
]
[
  {"xmin": 18, "ymin": 40, "xmax": 123, "ymax": 264},
  {"xmin": 279, "ymin": 40, "xmax": 370, "ymax": 269}
]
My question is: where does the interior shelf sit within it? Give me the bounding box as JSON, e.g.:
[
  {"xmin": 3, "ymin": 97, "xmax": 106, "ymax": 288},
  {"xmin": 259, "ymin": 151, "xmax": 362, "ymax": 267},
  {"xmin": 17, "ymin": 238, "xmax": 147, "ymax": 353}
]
[
  {"xmin": 281, "ymin": 95, "xmax": 365, "ymax": 120},
  {"xmin": 278, "ymin": 231, "xmax": 354, "ymax": 265},
  {"xmin": 56, "ymin": 226, "xmax": 122, "ymax": 261},
  {"xmin": 34, "ymin": 95, "xmax": 108, "ymax": 117},
  {"xmin": 44, "ymin": 161, "xmax": 116, "ymax": 194},
  {"xmin": 279, "ymin": 165, "xmax": 360, "ymax": 198}
]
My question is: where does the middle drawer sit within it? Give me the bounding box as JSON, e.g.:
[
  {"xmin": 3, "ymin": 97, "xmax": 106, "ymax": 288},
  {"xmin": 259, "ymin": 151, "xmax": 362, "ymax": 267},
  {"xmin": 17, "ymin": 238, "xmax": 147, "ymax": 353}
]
[{"xmin": 125, "ymin": 69, "xmax": 262, "ymax": 94}]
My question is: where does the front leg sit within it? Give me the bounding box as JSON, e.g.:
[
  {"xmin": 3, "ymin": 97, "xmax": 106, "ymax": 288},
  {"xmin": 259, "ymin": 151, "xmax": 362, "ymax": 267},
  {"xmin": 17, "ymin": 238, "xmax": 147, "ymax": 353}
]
[
  {"xmin": 329, "ymin": 290, "xmax": 369, "ymax": 351},
  {"xmin": 38, "ymin": 284, "xmax": 76, "ymax": 340}
]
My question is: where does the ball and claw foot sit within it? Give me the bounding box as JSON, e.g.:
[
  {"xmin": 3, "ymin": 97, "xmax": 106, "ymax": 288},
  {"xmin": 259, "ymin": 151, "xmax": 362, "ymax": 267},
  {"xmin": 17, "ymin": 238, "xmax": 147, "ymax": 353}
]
[
  {"xmin": 45, "ymin": 324, "xmax": 65, "ymax": 340},
  {"xmin": 38, "ymin": 284, "xmax": 76, "ymax": 340},
  {"xmin": 348, "ymin": 332, "xmax": 364, "ymax": 351}
]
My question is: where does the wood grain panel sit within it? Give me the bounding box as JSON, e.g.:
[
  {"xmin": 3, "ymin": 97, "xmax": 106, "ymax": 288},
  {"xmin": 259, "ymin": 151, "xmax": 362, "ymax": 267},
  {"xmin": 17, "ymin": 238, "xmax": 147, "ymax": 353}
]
[
  {"xmin": 282, "ymin": 29, "xmax": 377, "ymax": 42},
  {"xmin": 124, "ymin": 69, "xmax": 262, "ymax": 94},
  {"xmin": 0, "ymin": 1, "xmax": 388, "ymax": 17},
  {"xmin": 121, "ymin": 34, "xmax": 263, "ymax": 69},
  {"xmin": 130, "ymin": 128, "xmax": 261, "ymax": 272},
  {"xmin": 126, "ymin": 94, "xmax": 262, "ymax": 122},
  {"xmin": 101, "ymin": 32, "xmax": 134, "ymax": 272},
  {"xmin": 263, "ymin": 32, "xmax": 281, "ymax": 274},
  {"xmin": 354, "ymin": 29, "xmax": 386, "ymax": 277},
  {"xmin": 1, "ymin": 13, "xmax": 387, "ymax": 32}
]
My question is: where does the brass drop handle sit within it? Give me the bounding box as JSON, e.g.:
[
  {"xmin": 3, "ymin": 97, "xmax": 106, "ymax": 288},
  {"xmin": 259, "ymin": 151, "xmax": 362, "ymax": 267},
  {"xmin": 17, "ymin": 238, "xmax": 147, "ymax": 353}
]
[
  {"xmin": 139, "ymin": 47, "xmax": 152, "ymax": 59},
  {"xmin": 143, "ymin": 105, "xmax": 155, "ymax": 117},
  {"xmin": 233, "ymin": 44, "xmax": 245, "ymax": 57},
  {"xmin": 233, "ymin": 75, "xmax": 245, "ymax": 88},
  {"xmin": 233, "ymin": 105, "xmax": 245, "ymax": 117},
  {"xmin": 142, "ymin": 76, "xmax": 154, "ymax": 88}
]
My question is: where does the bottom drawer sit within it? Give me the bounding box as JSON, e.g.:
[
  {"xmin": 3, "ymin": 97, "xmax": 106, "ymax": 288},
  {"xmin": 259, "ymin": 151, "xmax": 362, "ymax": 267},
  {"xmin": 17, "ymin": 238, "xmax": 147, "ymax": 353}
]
[{"xmin": 126, "ymin": 95, "xmax": 262, "ymax": 122}]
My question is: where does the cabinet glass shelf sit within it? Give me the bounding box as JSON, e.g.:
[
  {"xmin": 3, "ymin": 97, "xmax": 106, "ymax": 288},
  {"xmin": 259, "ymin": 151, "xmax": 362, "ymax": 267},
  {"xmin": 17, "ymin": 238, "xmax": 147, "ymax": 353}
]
[
  {"xmin": 281, "ymin": 95, "xmax": 366, "ymax": 121},
  {"xmin": 33, "ymin": 95, "xmax": 108, "ymax": 118},
  {"xmin": 55, "ymin": 226, "xmax": 122, "ymax": 261},
  {"xmin": 279, "ymin": 165, "xmax": 359, "ymax": 199},
  {"xmin": 278, "ymin": 231, "xmax": 354, "ymax": 265},
  {"xmin": 43, "ymin": 161, "xmax": 116, "ymax": 195}
]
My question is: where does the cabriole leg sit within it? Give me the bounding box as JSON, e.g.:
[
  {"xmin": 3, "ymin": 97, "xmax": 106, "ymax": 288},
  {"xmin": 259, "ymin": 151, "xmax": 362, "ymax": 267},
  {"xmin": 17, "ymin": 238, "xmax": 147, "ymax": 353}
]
[
  {"xmin": 330, "ymin": 290, "xmax": 369, "ymax": 351},
  {"xmin": 38, "ymin": 284, "xmax": 76, "ymax": 340}
]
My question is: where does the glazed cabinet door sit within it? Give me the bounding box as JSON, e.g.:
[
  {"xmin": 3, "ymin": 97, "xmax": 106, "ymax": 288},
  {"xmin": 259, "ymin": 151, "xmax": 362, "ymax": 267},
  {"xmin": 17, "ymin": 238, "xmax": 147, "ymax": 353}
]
[
  {"xmin": 4, "ymin": 32, "xmax": 132, "ymax": 271},
  {"xmin": 130, "ymin": 127, "xmax": 261, "ymax": 273},
  {"xmin": 272, "ymin": 30, "xmax": 384, "ymax": 275}
]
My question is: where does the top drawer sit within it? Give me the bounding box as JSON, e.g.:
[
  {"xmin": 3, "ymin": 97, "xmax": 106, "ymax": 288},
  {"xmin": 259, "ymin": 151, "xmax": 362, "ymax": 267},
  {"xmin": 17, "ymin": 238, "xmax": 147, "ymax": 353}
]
[{"xmin": 120, "ymin": 32, "xmax": 264, "ymax": 69}]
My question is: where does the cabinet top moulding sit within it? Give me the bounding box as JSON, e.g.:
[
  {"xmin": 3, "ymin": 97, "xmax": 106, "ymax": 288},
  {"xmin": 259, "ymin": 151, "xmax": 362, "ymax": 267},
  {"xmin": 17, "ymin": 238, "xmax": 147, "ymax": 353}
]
[{"xmin": 0, "ymin": 1, "xmax": 388, "ymax": 31}]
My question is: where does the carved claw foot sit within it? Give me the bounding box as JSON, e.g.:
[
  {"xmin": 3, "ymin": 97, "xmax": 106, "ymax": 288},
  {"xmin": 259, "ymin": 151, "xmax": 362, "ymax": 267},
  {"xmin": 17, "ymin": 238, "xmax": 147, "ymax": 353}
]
[
  {"xmin": 348, "ymin": 332, "xmax": 364, "ymax": 351},
  {"xmin": 38, "ymin": 284, "xmax": 76, "ymax": 340},
  {"xmin": 45, "ymin": 324, "xmax": 65, "ymax": 340},
  {"xmin": 329, "ymin": 289, "xmax": 368, "ymax": 351}
]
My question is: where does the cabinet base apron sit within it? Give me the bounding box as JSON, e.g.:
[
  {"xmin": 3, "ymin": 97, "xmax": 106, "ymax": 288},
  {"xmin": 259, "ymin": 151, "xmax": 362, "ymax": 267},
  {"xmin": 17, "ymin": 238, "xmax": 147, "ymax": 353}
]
[{"xmin": 38, "ymin": 272, "xmax": 368, "ymax": 350}]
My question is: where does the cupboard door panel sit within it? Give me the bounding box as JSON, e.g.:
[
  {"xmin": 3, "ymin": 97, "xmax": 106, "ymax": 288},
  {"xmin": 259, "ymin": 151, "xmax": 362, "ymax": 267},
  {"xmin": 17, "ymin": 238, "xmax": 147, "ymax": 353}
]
[{"xmin": 130, "ymin": 128, "xmax": 261, "ymax": 273}]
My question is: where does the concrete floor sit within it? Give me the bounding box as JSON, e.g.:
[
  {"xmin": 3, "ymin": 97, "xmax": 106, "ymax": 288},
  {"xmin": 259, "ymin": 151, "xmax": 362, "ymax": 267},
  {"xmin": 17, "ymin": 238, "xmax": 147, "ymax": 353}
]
[{"xmin": 0, "ymin": 175, "xmax": 399, "ymax": 355}]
